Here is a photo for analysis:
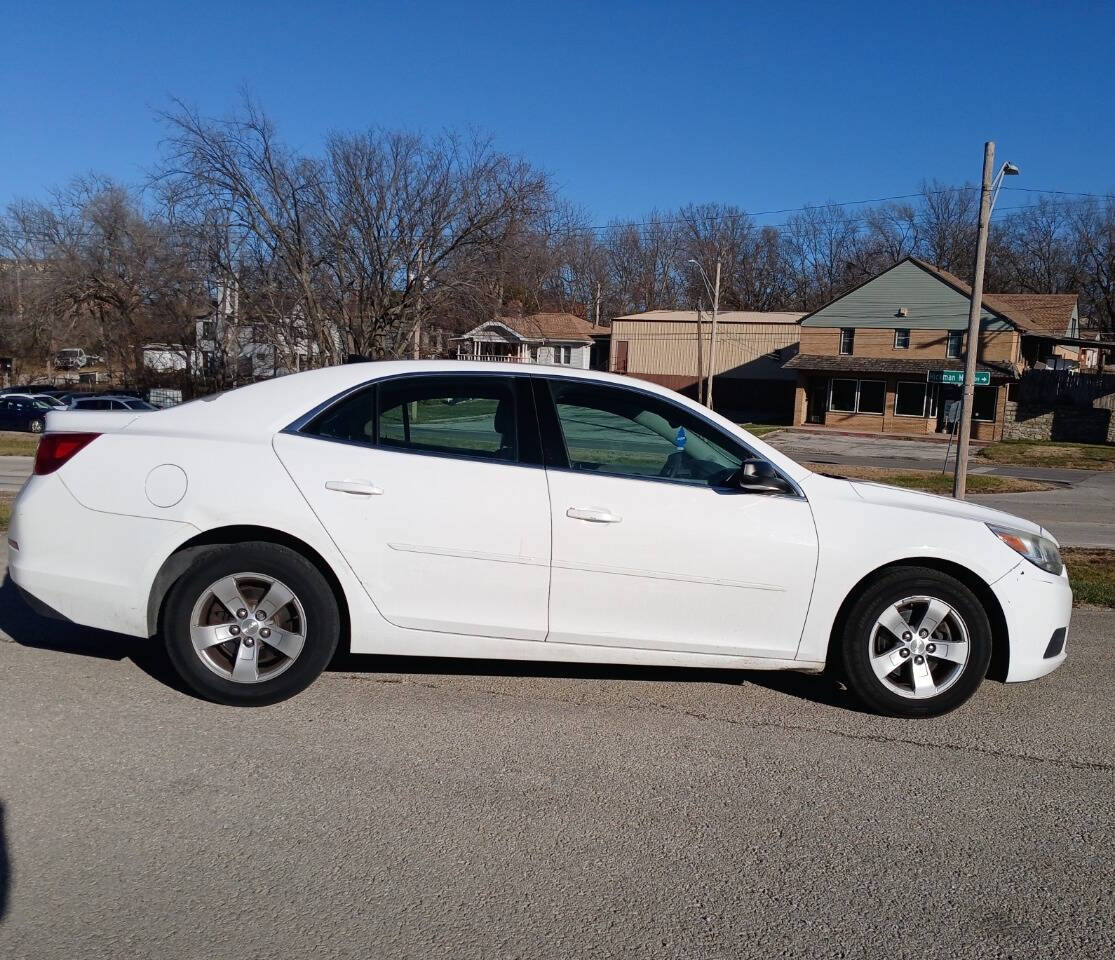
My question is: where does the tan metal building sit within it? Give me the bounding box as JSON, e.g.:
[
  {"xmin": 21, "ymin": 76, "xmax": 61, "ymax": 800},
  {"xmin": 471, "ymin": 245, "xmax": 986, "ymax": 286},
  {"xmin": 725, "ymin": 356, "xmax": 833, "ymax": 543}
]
[{"xmin": 608, "ymin": 310, "xmax": 804, "ymax": 420}]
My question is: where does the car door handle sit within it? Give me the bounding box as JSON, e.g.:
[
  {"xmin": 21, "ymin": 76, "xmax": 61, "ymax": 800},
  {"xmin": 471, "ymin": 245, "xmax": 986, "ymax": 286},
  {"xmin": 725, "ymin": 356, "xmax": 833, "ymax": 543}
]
[
  {"xmin": 325, "ymin": 479, "xmax": 383, "ymax": 496},
  {"xmin": 566, "ymin": 507, "xmax": 622, "ymax": 523}
]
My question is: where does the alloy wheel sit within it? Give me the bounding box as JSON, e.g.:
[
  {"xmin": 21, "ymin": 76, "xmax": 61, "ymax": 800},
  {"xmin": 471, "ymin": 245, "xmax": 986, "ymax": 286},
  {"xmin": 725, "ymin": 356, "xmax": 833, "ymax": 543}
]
[
  {"xmin": 868, "ymin": 595, "xmax": 970, "ymax": 700},
  {"xmin": 189, "ymin": 573, "xmax": 307, "ymax": 684}
]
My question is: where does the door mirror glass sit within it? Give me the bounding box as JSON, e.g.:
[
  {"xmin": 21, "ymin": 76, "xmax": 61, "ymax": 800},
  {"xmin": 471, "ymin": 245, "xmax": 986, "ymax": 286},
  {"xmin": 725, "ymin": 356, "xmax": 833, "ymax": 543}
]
[{"xmin": 736, "ymin": 459, "xmax": 794, "ymax": 494}]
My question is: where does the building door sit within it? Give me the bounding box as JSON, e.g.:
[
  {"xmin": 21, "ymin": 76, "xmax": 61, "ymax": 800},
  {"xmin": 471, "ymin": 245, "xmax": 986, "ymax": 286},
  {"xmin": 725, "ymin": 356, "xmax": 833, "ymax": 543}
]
[
  {"xmin": 613, "ymin": 340, "xmax": 629, "ymax": 373},
  {"xmin": 806, "ymin": 377, "xmax": 827, "ymax": 424},
  {"xmin": 935, "ymin": 385, "xmax": 961, "ymax": 433}
]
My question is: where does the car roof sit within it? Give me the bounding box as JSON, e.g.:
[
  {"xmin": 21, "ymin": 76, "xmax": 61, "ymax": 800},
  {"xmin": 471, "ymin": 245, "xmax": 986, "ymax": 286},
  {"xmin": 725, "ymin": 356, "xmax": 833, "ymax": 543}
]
[{"xmin": 97, "ymin": 360, "xmax": 805, "ymax": 479}]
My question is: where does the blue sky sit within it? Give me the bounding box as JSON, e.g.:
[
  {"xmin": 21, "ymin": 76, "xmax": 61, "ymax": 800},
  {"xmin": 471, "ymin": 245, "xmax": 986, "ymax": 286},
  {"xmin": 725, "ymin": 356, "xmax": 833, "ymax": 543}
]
[{"xmin": 2, "ymin": 0, "xmax": 1112, "ymax": 224}]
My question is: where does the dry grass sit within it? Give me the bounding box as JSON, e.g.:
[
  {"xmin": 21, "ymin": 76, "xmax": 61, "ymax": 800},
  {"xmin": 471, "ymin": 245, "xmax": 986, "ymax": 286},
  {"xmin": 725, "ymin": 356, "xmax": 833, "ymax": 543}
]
[
  {"xmin": 0, "ymin": 432, "xmax": 39, "ymax": 457},
  {"xmin": 980, "ymin": 440, "xmax": 1115, "ymax": 471},
  {"xmin": 804, "ymin": 463, "xmax": 1051, "ymax": 495},
  {"xmin": 1062, "ymin": 549, "xmax": 1115, "ymax": 608}
]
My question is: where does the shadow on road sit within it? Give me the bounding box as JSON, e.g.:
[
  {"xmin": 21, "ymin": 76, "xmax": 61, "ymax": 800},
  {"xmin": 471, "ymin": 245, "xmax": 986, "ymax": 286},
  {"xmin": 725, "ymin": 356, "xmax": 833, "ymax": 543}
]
[
  {"xmin": 0, "ymin": 802, "xmax": 9, "ymax": 924},
  {"xmin": 0, "ymin": 574, "xmax": 189, "ymax": 695},
  {"xmin": 328, "ymin": 649, "xmax": 860, "ymax": 711},
  {"xmin": 0, "ymin": 571, "xmax": 857, "ymax": 711}
]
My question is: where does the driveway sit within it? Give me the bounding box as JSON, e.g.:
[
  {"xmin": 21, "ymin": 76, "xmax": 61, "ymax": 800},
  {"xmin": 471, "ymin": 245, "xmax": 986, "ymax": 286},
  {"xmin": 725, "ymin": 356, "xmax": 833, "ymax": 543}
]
[{"xmin": 1, "ymin": 555, "xmax": 1113, "ymax": 959}]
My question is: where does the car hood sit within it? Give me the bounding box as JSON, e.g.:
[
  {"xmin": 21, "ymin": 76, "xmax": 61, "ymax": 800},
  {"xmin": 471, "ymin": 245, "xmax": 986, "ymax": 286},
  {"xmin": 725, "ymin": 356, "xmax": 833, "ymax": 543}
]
[{"xmin": 844, "ymin": 478, "xmax": 1051, "ymax": 541}]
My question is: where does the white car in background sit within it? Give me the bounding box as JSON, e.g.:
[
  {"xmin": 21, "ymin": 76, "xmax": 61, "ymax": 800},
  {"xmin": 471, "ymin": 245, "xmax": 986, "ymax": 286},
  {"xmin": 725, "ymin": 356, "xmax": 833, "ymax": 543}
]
[{"xmin": 8, "ymin": 362, "xmax": 1070, "ymax": 716}]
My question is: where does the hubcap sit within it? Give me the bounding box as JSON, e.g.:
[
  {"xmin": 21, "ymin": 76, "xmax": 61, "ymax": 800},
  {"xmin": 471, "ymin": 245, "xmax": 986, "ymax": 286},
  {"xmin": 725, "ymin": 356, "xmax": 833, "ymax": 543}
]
[
  {"xmin": 868, "ymin": 595, "xmax": 970, "ymax": 700},
  {"xmin": 189, "ymin": 573, "xmax": 307, "ymax": 684}
]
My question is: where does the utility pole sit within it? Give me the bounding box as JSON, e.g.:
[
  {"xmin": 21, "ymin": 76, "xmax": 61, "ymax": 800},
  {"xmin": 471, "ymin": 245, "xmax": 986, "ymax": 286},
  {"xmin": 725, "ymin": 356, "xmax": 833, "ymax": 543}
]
[
  {"xmin": 953, "ymin": 142, "xmax": 996, "ymax": 500},
  {"xmin": 412, "ymin": 247, "xmax": 424, "ymax": 361},
  {"xmin": 695, "ymin": 303, "xmax": 705, "ymax": 405},
  {"xmin": 706, "ymin": 256, "xmax": 722, "ymax": 411},
  {"xmin": 594, "ymin": 281, "xmax": 601, "ymax": 328}
]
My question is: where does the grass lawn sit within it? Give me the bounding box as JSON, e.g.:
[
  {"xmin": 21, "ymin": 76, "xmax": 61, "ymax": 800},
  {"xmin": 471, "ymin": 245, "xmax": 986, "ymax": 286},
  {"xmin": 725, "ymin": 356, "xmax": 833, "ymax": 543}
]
[
  {"xmin": 738, "ymin": 423, "xmax": 785, "ymax": 437},
  {"xmin": 1062, "ymin": 549, "xmax": 1115, "ymax": 608},
  {"xmin": 980, "ymin": 439, "xmax": 1115, "ymax": 471},
  {"xmin": 0, "ymin": 494, "xmax": 10, "ymax": 531},
  {"xmin": 804, "ymin": 463, "xmax": 1051, "ymax": 495},
  {"xmin": 0, "ymin": 432, "xmax": 40, "ymax": 456}
]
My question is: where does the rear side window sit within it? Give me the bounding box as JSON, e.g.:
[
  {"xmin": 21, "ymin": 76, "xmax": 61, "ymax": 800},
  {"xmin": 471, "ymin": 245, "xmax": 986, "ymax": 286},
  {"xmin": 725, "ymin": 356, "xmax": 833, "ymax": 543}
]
[{"xmin": 304, "ymin": 375, "xmax": 521, "ymax": 463}]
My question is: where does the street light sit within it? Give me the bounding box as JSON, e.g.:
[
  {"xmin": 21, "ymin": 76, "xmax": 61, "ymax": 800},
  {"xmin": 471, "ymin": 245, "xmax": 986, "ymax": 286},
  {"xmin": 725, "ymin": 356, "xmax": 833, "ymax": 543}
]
[
  {"xmin": 953, "ymin": 147, "xmax": 1019, "ymax": 500},
  {"xmin": 687, "ymin": 257, "xmax": 721, "ymax": 410}
]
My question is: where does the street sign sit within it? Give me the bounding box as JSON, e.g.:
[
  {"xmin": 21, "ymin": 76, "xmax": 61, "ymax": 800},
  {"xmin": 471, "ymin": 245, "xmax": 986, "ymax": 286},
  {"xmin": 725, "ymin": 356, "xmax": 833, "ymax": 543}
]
[{"xmin": 928, "ymin": 369, "xmax": 990, "ymax": 386}]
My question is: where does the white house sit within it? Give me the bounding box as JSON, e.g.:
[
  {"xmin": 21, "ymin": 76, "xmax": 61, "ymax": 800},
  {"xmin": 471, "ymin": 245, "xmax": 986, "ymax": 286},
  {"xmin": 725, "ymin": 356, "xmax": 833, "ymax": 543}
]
[{"xmin": 453, "ymin": 312, "xmax": 599, "ymax": 369}]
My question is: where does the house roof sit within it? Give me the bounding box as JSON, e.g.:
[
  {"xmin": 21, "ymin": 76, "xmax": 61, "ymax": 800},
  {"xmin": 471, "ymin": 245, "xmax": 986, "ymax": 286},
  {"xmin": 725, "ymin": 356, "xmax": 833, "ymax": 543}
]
[
  {"xmin": 614, "ymin": 309, "xmax": 805, "ymax": 325},
  {"xmin": 459, "ymin": 312, "xmax": 600, "ymax": 343},
  {"xmin": 784, "ymin": 353, "xmax": 1017, "ymax": 380},
  {"xmin": 798, "ymin": 256, "xmax": 1078, "ymax": 337},
  {"xmin": 982, "ymin": 293, "xmax": 1078, "ymax": 336},
  {"xmin": 906, "ymin": 258, "xmax": 1077, "ymax": 336}
]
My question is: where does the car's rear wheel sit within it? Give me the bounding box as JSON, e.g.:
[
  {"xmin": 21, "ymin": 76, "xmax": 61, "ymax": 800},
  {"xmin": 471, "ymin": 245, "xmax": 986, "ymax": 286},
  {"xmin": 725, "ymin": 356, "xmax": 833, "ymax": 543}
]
[
  {"xmin": 164, "ymin": 543, "xmax": 340, "ymax": 706},
  {"xmin": 29, "ymin": 418, "xmax": 43, "ymax": 434},
  {"xmin": 841, "ymin": 567, "xmax": 992, "ymax": 717}
]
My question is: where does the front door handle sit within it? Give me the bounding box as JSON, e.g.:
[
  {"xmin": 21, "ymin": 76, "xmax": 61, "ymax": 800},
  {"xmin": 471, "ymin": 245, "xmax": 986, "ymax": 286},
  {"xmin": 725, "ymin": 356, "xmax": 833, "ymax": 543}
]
[
  {"xmin": 566, "ymin": 506, "xmax": 622, "ymax": 523},
  {"xmin": 325, "ymin": 479, "xmax": 383, "ymax": 496}
]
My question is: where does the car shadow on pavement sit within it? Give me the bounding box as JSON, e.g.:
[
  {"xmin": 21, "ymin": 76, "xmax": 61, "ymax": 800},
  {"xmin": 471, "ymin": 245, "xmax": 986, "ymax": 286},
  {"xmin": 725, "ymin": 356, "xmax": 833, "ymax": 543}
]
[
  {"xmin": 328, "ymin": 651, "xmax": 859, "ymax": 712},
  {"xmin": 0, "ymin": 802, "xmax": 9, "ymax": 925},
  {"xmin": 0, "ymin": 574, "xmax": 190, "ymax": 696}
]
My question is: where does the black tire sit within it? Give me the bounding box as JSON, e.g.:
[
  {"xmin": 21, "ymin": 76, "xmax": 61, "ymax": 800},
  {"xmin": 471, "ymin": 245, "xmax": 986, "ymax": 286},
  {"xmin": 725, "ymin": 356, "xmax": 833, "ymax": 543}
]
[
  {"xmin": 163, "ymin": 542, "xmax": 340, "ymax": 706},
  {"xmin": 840, "ymin": 566, "xmax": 992, "ymax": 718}
]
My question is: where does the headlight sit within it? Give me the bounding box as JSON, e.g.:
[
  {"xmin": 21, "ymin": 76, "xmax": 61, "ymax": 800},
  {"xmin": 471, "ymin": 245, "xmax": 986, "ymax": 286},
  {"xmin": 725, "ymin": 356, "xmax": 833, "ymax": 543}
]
[{"xmin": 987, "ymin": 523, "xmax": 1063, "ymax": 576}]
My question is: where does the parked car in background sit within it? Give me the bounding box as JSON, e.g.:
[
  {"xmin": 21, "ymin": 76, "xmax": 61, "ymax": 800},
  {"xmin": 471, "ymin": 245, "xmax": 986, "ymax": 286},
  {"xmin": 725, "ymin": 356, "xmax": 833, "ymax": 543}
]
[
  {"xmin": 9, "ymin": 362, "xmax": 1071, "ymax": 716},
  {"xmin": 54, "ymin": 348, "xmax": 89, "ymax": 370},
  {"xmin": 5, "ymin": 393, "xmax": 67, "ymax": 410},
  {"xmin": 0, "ymin": 395, "xmax": 52, "ymax": 433},
  {"xmin": 68, "ymin": 395, "xmax": 156, "ymax": 411}
]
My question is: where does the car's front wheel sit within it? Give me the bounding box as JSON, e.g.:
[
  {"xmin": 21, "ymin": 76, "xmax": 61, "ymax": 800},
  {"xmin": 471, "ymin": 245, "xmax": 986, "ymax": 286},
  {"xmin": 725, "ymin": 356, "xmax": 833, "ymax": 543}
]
[
  {"xmin": 164, "ymin": 543, "xmax": 340, "ymax": 706},
  {"xmin": 29, "ymin": 418, "xmax": 44, "ymax": 434},
  {"xmin": 841, "ymin": 567, "xmax": 992, "ymax": 717}
]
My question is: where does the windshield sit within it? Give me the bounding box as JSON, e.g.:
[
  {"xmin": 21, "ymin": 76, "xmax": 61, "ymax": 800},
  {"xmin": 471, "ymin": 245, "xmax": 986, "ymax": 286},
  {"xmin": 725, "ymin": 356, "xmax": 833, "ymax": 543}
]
[{"xmin": 58, "ymin": 349, "xmax": 82, "ymax": 358}]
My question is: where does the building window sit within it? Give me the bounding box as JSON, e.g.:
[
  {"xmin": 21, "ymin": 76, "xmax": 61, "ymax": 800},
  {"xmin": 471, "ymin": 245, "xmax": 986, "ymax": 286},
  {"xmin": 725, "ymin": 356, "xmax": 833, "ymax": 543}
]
[
  {"xmin": 829, "ymin": 379, "xmax": 858, "ymax": 412},
  {"xmin": 857, "ymin": 380, "xmax": 886, "ymax": 414},
  {"xmin": 839, "ymin": 329, "xmax": 855, "ymax": 355},
  {"xmin": 946, "ymin": 331, "xmax": 964, "ymax": 359},
  {"xmin": 895, "ymin": 381, "xmax": 928, "ymax": 417},
  {"xmin": 829, "ymin": 378, "xmax": 886, "ymax": 415},
  {"xmin": 894, "ymin": 328, "xmax": 910, "ymax": 349},
  {"xmin": 553, "ymin": 345, "xmax": 572, "ymax": 365},
  {"xmin": 972, "ymin": 385, "xmax": 998, "ymax": 422},
  {"xmin": 199, "ymin": 320, "xmax": 216, "ymax": 341}
]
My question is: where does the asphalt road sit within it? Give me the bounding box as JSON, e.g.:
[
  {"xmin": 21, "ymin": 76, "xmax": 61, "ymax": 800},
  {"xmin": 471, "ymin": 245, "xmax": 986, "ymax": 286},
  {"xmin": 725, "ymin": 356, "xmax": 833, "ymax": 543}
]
[{"xmin": 1, "ymin": 566, "xmax": 1112, "ymax": 958}]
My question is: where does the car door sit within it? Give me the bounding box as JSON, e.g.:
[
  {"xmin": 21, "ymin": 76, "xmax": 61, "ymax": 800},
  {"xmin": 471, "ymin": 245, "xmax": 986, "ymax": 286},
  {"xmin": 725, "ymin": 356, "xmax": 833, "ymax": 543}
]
[
  {"xmin": 0, "ymin": 399, "xmax": 15, "ymax": 429},
  {"xmin": 537, "ymin": 377, "xmax": 818, "ymax": 658},
  {"xmin": 273, "ymin": 372, "xmax": 552, "ymax": 641}
]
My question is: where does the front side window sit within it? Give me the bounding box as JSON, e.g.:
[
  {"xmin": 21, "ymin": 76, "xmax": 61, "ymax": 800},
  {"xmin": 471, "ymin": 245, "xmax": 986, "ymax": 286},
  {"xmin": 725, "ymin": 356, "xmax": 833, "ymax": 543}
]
[
  {"xmin": 547, "ymin": 381, "xmax": 743, "ymax": 487},
  {"xmin": 946, "ymin": 331, "xmax": 964, "ymax": 359},
  {"xmin": 895, "ymin": 381, "xmax": 928, "ymax": 417},
  {"xmin": 894, "ymin": 328, "xmax": 910, "ymax": 349},
  {"xmin": 305, "ymin": 375, "xmax": 519, "ymax": 463},
  {"xmin": 840, "ymin": 328, "xmax": 855, "ymax": 355}
]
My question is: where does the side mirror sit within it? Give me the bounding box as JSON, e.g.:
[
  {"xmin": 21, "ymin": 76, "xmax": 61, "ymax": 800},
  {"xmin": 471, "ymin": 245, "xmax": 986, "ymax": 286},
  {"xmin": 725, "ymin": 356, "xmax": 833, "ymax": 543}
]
[{"xmin": 736, "ymin": 459, "xmax": 794, "ymax": 495}]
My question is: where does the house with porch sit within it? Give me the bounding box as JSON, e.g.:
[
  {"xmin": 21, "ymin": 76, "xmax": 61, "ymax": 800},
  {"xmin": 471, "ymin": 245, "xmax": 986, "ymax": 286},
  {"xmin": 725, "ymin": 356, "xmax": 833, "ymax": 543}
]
[
  {"xmin": 453, "ymin": 312, "xmax": 600, "ymax": 368},
  {"xmin": 784, "ymin": 257, "xmax": 1081, "ymax": 442}
]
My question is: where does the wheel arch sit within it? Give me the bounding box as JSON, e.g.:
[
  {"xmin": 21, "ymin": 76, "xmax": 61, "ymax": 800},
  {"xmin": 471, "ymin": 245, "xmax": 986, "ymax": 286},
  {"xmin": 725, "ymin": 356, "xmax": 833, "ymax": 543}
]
[
  {"xmin": 147, "ymin": 524, "xmax": 352, "ymax": 648},
  {"xmin": 826, "ymin": 557, "xmax": 1009, "ymax": 683}
]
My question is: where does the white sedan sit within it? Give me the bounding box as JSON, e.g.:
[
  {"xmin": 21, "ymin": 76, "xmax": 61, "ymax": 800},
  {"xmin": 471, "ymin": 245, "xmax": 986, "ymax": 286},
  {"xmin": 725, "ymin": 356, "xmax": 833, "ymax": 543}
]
[{"xmin": 8, "ymin": 362, "xmax": 1070, "ymax": 716}]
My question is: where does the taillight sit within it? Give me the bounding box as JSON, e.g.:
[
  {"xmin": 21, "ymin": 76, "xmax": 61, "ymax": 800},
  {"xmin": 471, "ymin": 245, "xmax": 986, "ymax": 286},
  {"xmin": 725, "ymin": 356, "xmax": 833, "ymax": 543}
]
[{"xmin": 34, "ymin": 432, "xmax": 100, "ymax": 475}]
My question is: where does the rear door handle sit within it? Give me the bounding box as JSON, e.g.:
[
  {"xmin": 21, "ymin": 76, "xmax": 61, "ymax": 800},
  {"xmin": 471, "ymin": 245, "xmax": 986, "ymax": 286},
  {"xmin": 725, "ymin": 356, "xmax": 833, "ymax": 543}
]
[
  {"xmin": 325, "ymin": 479, "xmax": 383, "ymax": 496},
  {"xmin": 566, "ymin": 507, "xmax": 622, "ymax": 523}
]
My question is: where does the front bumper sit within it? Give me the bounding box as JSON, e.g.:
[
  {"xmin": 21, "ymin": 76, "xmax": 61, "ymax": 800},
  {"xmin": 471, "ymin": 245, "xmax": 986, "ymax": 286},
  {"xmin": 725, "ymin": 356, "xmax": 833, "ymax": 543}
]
[{"xmin": 990, "ymin": 560, "xmax": 1072, "ymax": 682}]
